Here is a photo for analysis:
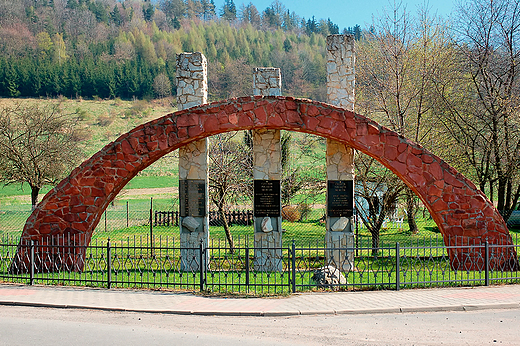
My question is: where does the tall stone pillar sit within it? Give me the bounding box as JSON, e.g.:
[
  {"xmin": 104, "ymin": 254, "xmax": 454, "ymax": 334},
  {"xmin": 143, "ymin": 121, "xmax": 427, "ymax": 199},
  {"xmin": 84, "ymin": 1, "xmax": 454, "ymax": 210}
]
[
  {"xmin": 326, "ymin": 35, "xmax": 356, "ymax": 271},
  {"xmin": 252, "ymin": 68, "xmax": 283, "ymax": 272},
  {"xmin": 176, "ymin": 52, "xmax": 209, "ymax": 271}
]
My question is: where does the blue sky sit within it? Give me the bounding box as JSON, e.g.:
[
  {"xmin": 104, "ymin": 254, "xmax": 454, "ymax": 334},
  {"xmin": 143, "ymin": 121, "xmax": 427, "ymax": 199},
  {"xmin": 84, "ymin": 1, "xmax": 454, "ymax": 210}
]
[{"xmin": 212, "ymin": 0, "xmax": 458, "ymax": 30}]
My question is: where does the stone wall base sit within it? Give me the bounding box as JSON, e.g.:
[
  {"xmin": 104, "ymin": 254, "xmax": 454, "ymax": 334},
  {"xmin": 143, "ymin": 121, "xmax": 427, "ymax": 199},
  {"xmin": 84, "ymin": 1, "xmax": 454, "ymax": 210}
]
[
  {"xmin": 325, "ymin": 231, "xmax": 355, "ymax": 272},
  {"xmin": 180, "ymin": 229, "xmax": 208, "ymax": 272},
  {"xmin": 254, "ymin": 231, "xmax": 283, "ymax": 272}
]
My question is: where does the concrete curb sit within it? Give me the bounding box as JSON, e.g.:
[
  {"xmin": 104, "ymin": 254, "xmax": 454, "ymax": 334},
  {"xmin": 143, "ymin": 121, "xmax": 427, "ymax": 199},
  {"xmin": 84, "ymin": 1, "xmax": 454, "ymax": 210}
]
[{"xmin": 1, "ymin": 300, "xmax": 518, "ymax": 316}]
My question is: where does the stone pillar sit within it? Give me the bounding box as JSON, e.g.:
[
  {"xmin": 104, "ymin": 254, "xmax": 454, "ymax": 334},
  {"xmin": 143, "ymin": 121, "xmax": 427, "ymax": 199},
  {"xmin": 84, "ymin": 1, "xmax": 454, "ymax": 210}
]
[
  {"xmin": 252, "ymin": 68, "xmax": 283, "ymax": 272},
  {"xmin": 326, "ymin": 35, "xmax": 356, "ymax": 271},
  {"xmin": 176, "ymin": 52, "xmax": 209, "ymax": 271}
]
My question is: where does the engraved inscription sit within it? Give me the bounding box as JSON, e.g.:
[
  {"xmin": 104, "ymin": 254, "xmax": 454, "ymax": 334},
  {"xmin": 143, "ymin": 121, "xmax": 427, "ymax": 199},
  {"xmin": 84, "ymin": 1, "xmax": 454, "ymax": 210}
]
[
  {"xmin": 179, "ymin": 180, "xmax": 206, "ymax": 217},
  {"xmin": 327, "ymin": 180, "xmax": 354, "ymax": 217},
  {"xmin": 254, "ymin": 180, "xmax": 281, "ymax": 217}
]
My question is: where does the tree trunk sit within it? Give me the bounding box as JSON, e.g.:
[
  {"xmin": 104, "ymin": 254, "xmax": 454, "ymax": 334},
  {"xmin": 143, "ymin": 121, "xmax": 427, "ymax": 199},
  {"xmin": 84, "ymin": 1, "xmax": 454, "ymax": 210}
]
[
  {"xmin": 406, "ymin": 190, "xmax": 418, "ymax": 234},
  {"xmin": 218, "ymin": 206, "xmax": 235, "ymax": 254},
  {"xmin": 30, "ymin": 184, "xmax": 40, "ymax": 210},
  {"xmin": 369, "ymin": 211, "xmax": 387, "ymax": 257},
  {"xmin": 370, "ymin": 227, "xmax": 381, "ymax": 257}
]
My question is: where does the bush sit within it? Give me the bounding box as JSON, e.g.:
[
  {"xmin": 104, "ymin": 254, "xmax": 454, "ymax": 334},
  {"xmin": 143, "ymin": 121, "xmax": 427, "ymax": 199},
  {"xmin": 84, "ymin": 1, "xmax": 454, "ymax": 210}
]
[
  {"xmin": 97, "ymin": 113, "xmax": 114, "ymax": 126},
  {"xmin": 75, "ymin": 107, "xmax": 89, "ymax": 121},
  {"xmin": 282, "ymin": 206, "xmax": 301, "ymax": 222},
  {"xmin": 124, "ymin": 100, "xmax": 150, "ymax": 118}
]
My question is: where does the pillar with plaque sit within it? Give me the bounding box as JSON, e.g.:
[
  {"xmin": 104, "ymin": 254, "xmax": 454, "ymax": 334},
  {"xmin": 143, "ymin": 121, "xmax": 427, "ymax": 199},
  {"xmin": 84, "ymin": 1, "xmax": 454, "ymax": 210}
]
[
  {"xmin": 325, "ymin": 35, "xmax": 356, "ymax": 271},
  {"xmin": 252, "ymin": 68, "xmax": 283, "ymax": 272},
  {"xmin": 176, "ymin": 52, "xmax": 209, "ymax": 272}
]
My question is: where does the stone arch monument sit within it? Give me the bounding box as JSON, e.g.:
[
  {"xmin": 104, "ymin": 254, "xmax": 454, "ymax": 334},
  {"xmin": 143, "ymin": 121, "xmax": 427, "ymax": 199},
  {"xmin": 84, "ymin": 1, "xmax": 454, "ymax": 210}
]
[
  {"xmin": 12, "ymin": 95, "xmax": 518, "ymax": 271},
  {"xmin": 12, "ymin": 36, "xmax": 518, "ymax": 272}
]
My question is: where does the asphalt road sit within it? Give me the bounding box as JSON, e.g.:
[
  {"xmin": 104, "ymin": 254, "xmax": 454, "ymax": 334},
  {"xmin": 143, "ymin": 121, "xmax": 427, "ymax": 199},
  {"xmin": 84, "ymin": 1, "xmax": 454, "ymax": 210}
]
[{"xmin": 0, "ymin": 305, "xmax": 518, "ymax": 345}]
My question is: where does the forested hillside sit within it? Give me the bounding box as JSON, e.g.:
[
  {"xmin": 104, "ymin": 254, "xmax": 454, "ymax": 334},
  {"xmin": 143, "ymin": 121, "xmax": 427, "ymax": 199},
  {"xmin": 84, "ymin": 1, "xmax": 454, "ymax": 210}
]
[{"xmin": 0, "ymin": 0, "xmax": 361, "ymax": 101}]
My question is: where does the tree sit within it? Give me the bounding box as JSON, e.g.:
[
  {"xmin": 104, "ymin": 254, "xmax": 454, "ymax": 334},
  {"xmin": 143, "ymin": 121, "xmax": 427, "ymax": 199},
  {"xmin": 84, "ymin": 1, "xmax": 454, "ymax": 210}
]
[
  {"xmin": 0, "ymin": 103, "xmax": 84, "ymax": 209},
  {"xmin": 355, "ymin": 156, "xmax": 405, "ymax": 255},
  {"xmin": 357, "ymin": 3, "xmax": 447, "ymax": 234},
  {"xmin": 159, "ymin": 0, "xmax": 186, "ymax": 22},
  {"xmin": 208, "ymin": 58, "xmax": 252, "ymax": 100},
  {"xmin": 142, "ymin": 2, "xmax": 155, "ymax": 21},
  {"xmin": 239, "ymin": 2, "xmax": 261, "ymax": 27},
  {"xmin": 152, "ymin": 72, "xmax": 171, "ymax": 98},
  {"xmin": 278, "ymin": 132, "xmax": 325, "ymax": 208},
  {"xmin": 220, "ymin": 0, "xmax": 236, "ymax": 21},
  {"xmin": 433, "ymin": 0, "xmax": 520, "ymax": 222},
  {"xmin": 111, "ymin": 5, "xmax": 123, "ymax": 26},
  {"xmin": 186, "ymin": 0, "xmax": 203, "ymax": 19},
  {"xmin": 208, "ymin": 133, "xmax": 253, "ymax": 253},
  {"xmin": 52, "ymin": 33, "xmax": 68, "ymax": 65}
]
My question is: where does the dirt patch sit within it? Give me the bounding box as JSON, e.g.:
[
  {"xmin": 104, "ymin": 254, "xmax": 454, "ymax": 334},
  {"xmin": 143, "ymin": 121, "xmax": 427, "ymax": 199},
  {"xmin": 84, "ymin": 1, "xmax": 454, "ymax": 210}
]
[
  {"xmin": 6, "ymin": 187, "xmax": 179, "ymax": 204},
  {"xmin": 118, "ymin": 187, "xmax": 178, "ymax": 198}
]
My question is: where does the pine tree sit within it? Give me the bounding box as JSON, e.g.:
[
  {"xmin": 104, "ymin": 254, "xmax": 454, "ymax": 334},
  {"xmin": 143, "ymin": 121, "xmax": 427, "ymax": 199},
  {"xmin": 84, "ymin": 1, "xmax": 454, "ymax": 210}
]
[
  {"xmin": 4, "ymin": 62, "xmax": 21, "ymax": 97},
  {"xmin": 111, "ymin": 5, "xmax": 122, "ymax": 26},
  {"xmin": 143, "ymin": 2, "xmax": 154, "ymax": 21},
  {"xmin": 220, "ymin": 0, "xmax": 236, "ymax": 21}
]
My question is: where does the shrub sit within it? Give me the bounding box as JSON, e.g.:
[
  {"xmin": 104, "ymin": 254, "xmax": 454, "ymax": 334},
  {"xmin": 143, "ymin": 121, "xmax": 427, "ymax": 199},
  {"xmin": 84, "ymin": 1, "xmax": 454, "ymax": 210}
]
[
  {"xmin": 282, "ymin": 205, "xmax": 301, "ymax": 222},
  {"xmin": 124, "ymin": 100, "xmax": 150, "ymax": 118},
  {"xmin": 97, "ymin": 113, "xmax": 114, "ymax": 126}
]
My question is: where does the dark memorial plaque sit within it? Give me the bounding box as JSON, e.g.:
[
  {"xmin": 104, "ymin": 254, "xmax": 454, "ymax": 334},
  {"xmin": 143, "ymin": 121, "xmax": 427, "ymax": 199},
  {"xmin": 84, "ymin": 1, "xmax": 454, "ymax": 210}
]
[
  {"xmin": 179, "ymin": 180, "xmax": 206, "ymax": 217},
  {"xmin": 327, "ymin": 180, "xmax": 354, "ymax": 217},
  {"xmin": 254, "ymin": 180, "xmax": 281, "ymax": 217}
]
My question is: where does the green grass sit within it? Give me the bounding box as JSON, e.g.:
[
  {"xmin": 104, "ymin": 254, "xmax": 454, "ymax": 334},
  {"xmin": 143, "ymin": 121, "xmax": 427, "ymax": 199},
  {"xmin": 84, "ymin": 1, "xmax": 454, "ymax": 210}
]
[{"xmin": 125, "ymin": 176, "xmax": 179, "ymax": 189}]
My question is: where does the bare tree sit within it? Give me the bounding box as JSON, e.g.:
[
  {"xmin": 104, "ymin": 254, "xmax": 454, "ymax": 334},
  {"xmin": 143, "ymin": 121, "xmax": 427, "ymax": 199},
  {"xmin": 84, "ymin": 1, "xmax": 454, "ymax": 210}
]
[
  {"xmin": 355, "ymin": 155, "xmax": 405, "ymax": 255},
  {"xmin": 207, "ymin": 58, "xmax": 253, "ymax": 100},
  {"xmin": 279, "ymin": 131, "xmax": 325, "ymax": 211},
  {"xmin": 433, "ymin": 0, "xmax": 520, "ymax": 221},
  {"xmin": 153, "ymin": 72, "xmax": 172, "ymax": 98},
  {"xmin": 0, "ymin": 103, "xmax": 84, "ymax": 209},
  {"xmin": 357, "ymin": 3, "xmax": 447, "ymax": 234},
  {"xmin": 208, "ymin": 133, "xmax": 253, "ymax": 252}
]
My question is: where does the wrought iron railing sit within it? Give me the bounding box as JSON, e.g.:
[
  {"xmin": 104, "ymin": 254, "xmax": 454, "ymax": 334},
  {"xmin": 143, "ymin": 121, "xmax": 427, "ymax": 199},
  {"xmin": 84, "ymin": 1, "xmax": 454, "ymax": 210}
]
[{"xmin": 1, "ymin": 236, "xmax": 519, "ymax": 295}]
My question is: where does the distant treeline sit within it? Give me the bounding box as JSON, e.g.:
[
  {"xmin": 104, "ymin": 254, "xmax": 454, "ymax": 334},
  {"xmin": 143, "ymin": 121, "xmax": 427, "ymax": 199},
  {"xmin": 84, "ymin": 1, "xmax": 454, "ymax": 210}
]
[{"xmin": 0, "ymin": 0, "xmax": 362, "ymax": 100}]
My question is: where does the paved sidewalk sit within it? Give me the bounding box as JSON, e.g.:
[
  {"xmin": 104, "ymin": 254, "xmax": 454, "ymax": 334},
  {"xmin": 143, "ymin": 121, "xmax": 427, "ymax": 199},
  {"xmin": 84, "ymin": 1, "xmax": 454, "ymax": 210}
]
[{"xmin": 0, "ymin": 284, "xmax": 519, "ymax": 316}]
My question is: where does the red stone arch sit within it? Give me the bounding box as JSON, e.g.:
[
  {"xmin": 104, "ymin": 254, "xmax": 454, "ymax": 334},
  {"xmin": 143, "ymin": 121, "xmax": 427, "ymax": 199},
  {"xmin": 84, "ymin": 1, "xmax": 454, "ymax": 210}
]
[{"xmin": 13, "ymin": 96, "xmax": 518, "ymax": 271}]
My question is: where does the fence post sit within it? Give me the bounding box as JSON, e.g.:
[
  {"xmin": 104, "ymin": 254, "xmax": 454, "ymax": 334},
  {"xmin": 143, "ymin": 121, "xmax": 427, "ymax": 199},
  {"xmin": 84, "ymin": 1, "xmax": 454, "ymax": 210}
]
[
  {"xmin": 107, "ymin": 239, "xmax": 112, "ymax": 289},
  {"xmin": 485, "ymin": 241, "xmax": 489, "ymax": 286},
  {"xmin": 245, "ymin": 246, "xmax": 250, "ymax": 290},
  {"xmin": 355, "ymin": 211, "xmax": 359, "ymax": 257},
  {"xmin": 30, "ymin": 240, "xmax": 34, "ymax": 285},
  {"xmin": 291, "ymin": 240, "xmax": 296, "ymax": 293},
  {"xmin": 395, "ymin": 242, "xmax": 400, "ymax": 291},
  {"xmin": 126, "ymin": 201, "xmax": 129, "ymax": 228},
  {"xmin": 199, "ymin": 240, "xmax": 204, "ymax": 292},
  {"xmin": 104, "ymin": 211, "xmax": 107, "ymax": 232},
  {"xmin": 149, "ymin": 197, "xmax": 153, "ymax": 257}
]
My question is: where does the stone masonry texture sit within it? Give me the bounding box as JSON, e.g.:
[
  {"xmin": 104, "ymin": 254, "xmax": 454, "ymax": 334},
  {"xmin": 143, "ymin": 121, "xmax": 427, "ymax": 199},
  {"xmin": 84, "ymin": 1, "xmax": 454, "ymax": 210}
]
[
  {"xmin": 326, "ymin": 34, "xmax": 355, "ymax": 109},
  {"xmin": 326, "ymin": 34, "xmax": 355, "ymax": 180},
  {"xmin": 252, "ymin": 67, "xmax": 283, "ymax": 271},
  {"xmin": 12, "ymin": 96, "xmax": 518, "ymax": 271},
  {"xmin": 177, "ymin": 52, "xmax": 208, "ymax": 181},
  {"xmin": 176, "ymin": 52, "xmax": 209, "ymax": 271},
  {"xmin": 325, "ymin": 34, "xmax": 356, "ymax": 269}
]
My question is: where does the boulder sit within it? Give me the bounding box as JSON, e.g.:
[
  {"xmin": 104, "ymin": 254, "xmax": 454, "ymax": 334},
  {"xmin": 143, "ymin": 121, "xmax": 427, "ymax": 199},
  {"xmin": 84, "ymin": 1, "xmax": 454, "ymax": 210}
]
[{"xmin": 312, "ymin": 265, "xmax": 347, "ymax": 288}]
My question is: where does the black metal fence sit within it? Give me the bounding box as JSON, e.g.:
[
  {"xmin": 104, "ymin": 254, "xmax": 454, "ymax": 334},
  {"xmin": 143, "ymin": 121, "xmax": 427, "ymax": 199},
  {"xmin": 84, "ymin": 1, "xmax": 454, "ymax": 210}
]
[
  {"xmin": 154, "ymin": 210, "xmax": 254, "ymax": 227},
  {"xmin": 1, "ymin": 235, "xmax": 519, "ymax": 294}
]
